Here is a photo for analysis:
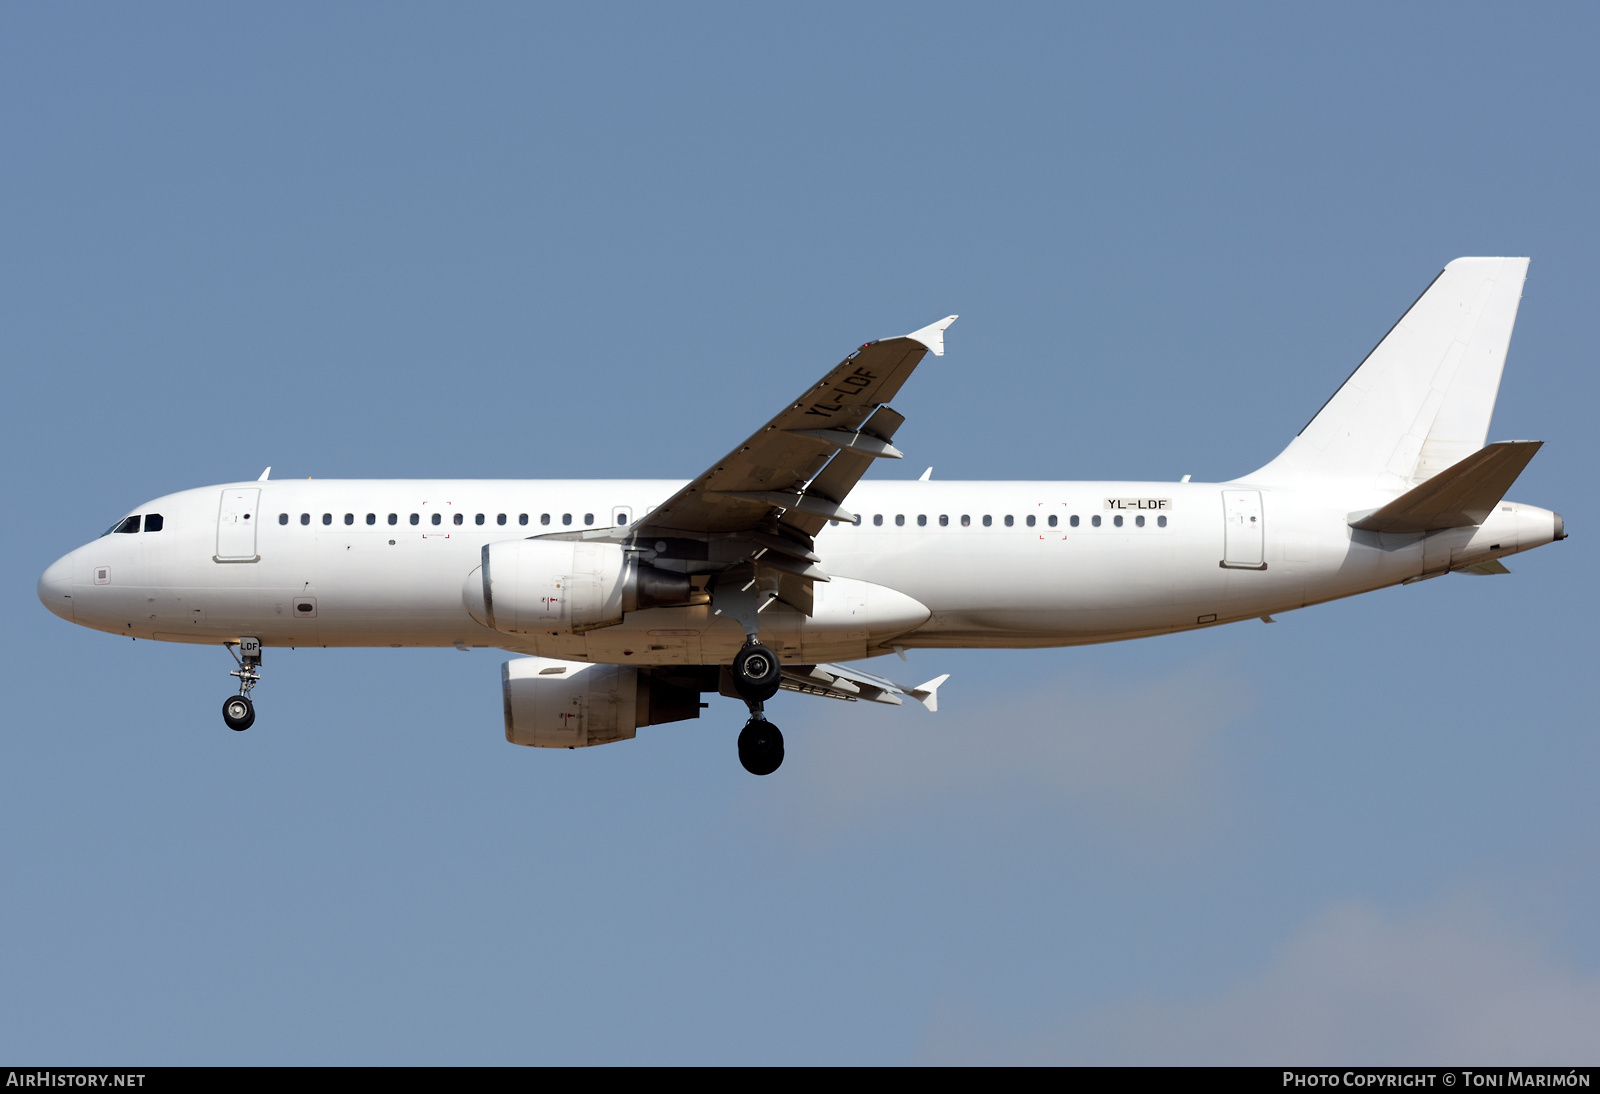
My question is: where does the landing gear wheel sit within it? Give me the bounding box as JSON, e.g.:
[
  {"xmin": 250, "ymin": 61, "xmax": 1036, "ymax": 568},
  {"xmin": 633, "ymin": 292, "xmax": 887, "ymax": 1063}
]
[
  {"xmin": 738, "ymin": 719, "xmax": 784, "ymax": 776},
  {"xmin": 222, "ymin": 694, "xmax": 255, "ymax": 732},
  {"xmin": 732, "ymin": 643, "xmax": 782, "ymax": 703}
]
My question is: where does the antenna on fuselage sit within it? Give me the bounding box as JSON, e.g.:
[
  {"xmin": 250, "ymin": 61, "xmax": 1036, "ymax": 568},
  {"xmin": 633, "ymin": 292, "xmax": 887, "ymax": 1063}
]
[{"xmin": 258, "ymin": 467, "xmax": 272, "ymax": 481}]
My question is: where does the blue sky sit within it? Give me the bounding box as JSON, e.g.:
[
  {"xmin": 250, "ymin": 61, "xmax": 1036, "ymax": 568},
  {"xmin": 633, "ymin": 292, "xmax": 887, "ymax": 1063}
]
[{"xmin": 3, "ymin": 3, "xmax": 1596, "ymax": 1064}]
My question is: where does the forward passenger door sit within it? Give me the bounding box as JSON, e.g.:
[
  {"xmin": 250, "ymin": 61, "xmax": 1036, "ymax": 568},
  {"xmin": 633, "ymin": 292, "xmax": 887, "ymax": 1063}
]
[{"xmin": 216, "ymin": 488, "xmax": 261, "ymax": 562}]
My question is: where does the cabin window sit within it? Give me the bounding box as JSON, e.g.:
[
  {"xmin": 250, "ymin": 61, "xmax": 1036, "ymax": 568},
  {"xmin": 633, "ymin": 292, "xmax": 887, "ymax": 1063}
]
[
  {"xmin": 279, "ymin": 513, "xmax": 289, "ymax": 525},
  {"xmin": 830, "ymin": 520, "xmax": 839, "ymax": 527},
  {"xmin": 388, "ymin": 514, "xmax": 398, "ymax": 525},
  {"xmin": 873, "ymin": 514, "xmax": 883, "ymax": 526},
  {"xmin": 1136, "ymin": 515, "xmax": 1145, "ymax": 527},
  {"xmin": 1070, "ymin": 515, "xmax": 1079, "ymax": 527},
  {"xmin": 474, "ymin": 513, "xmax": 484, "ymax": 526},
  {"xmin": 1113, "ymin": 515, "xmax": 1124, "ymax": 527},
  {"xmin": 562, "ymin": 513, "xmax": 572, "ymax": 526},
  {"xmin": 366, "ymin": 513, "xmax": 376, "ymax": 525},
  {"xmin": 1025, "ymin": 515, "xmax": 1035, "ymax": 527},
  {"xmin": 520, "ymin": 514, "xmax": 529, "ymax": 526},
  {"xmin": 1091, "ymin": 515, "xmax": 1101, "ymax": 527},
  {"xmin": 961, "ymin": 515, "xmax": 970, "ymax": 526},
  {"xmin": 453, "ymin": 513, "xmax": 464, "ymax": 526},
  {"xmin": 344, "ymin": 513, "xmax": 354, "ymax": 525},
  {"xmin": 301, "ymin": 513, "xmax": 311, "ymax": 526},
  {"xmin": 917, "ymin": 515, "xmax": 927, "ymax": 526},
  {"xmin": 1158, "ymin": 515, "xmax": 1168, "ymax": 528},
  {"xmin": 497, "ymin": 514, "xmax": 506, "ymax": 526},
  {"xmin": 940, "ymin": 515, "xmax": 949, "ymax": 527},
  {"xmin": 584, "ymin": 513, "xmax": 594, "ymax": 526},
  {"xmin": 1004, "ymin": 515, "xmax": 1014, "ymax": 527},
  {"xmin": 431, "ymin": 513, "xmax": 442, "ymax": 526},
  {"xmin": 322, "ymin": 513, "xmax": 332, "ymax": 526},
  {"xmin": 410, "ymin": 514, "xmax": 420, "ymax": 525},
  {"xmin": 895, "ymin": 515, "xmax": 905, "ymax": 526},
  {"xmin": 982, "ymin": 515, "xmax": 992, "ymax": 527},
  {"xmin": 852, "ymin": 515, "xmax": 862, "ymax": 526}
]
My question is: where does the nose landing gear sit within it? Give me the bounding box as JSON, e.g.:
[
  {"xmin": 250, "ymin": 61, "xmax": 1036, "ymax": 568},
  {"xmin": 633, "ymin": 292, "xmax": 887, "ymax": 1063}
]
[
  {"xmin": 223, "ymin": 637, "xmax": 262, "ymax": 732},
  {"xmin": 222, "ymin": 694, "xmax": 255, "ymax": 731}
]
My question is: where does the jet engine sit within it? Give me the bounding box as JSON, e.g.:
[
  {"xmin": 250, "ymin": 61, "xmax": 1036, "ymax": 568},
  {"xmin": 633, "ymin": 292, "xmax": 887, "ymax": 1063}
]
[
  {"xmin": 502, "ymin": 656, "xmax": 701, "ymax": 748},
  {"xmin": 463, "ymin": 540, "xmax": 696, "ymax": 635}
]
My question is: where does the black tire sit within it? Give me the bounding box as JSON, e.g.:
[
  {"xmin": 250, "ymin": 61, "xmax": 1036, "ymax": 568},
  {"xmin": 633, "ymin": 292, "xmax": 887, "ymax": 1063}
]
[
  {"xmin": 732, "ymin": 643, "xmax": 782, "ymax": 702},
  {"xmin": 738, "ymin": 719, "xmax": 784, "ymax": 776},
  {"xmin": 222, "ymin": 694, "xmax": 255, "ymax": 732}
]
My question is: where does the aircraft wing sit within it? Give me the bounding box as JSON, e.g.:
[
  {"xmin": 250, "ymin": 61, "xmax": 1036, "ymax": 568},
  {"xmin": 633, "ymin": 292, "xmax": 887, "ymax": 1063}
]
[
  {"xmin": 638, "ymin": 316, "xmax": 957, "ymax": 539},
  {"xmin": 777, "ymin": 662, "xmax": 950, "ymax": 712},
  {"xmin": 622, "ymin": 314, "xmax": 955, "ymax": 613}
]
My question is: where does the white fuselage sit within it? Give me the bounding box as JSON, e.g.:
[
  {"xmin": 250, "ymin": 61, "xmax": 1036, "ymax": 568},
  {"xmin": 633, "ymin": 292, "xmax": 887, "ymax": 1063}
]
[{"xmin": 38, "ymin": 476, "xmax": 1563, "ymax": 665}]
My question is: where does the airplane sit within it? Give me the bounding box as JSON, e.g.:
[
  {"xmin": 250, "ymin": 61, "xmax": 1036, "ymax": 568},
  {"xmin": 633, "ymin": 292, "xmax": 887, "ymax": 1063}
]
[{"xmin": 37, "ymin": 257, "xmax": 1564, "ymax": 776}]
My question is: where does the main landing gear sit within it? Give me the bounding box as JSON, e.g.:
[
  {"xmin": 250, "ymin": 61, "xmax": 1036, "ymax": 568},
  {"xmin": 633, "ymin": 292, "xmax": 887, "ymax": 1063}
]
[
  {"xmin": 737, "ymin": 718, "xmax": 784, "ymax": 777},
  {"xmin": 731, "ymin": 641, "xmax": 784, "ymax": 776},
  {"xmin": 222, "ymin": 637, "xmax": 261, "ymax": 732}
]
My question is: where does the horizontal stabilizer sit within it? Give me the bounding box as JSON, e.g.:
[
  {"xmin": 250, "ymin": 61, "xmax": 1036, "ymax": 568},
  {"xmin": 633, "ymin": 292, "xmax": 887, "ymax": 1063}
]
[{"xmin": 1349, "ymin": 440, "xmax": 1542, "ymax": 533}]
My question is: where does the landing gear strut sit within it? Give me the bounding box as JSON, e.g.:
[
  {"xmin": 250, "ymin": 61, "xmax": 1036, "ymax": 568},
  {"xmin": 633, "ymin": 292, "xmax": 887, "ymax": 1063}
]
[
  {"xmin": 711, "ymin": 582, "xmax": 788, "ymax": 774},
  {"xmin": 223, "ymin": 637, "xmax": 261, "ymax": 732},
  {"xmin": 731, "ymin": 640, "xmax": 784, "ymax": 775}
]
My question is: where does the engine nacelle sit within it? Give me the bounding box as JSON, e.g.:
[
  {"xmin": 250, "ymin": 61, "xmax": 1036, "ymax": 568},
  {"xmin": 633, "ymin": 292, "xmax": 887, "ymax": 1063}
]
[
  {"xmin": 501, "ymin": 656, "xmax": 701, "ymax": 748},
  {"xmin": 464, "ymin": 540, "xmax": 694, "ymax": 635}
]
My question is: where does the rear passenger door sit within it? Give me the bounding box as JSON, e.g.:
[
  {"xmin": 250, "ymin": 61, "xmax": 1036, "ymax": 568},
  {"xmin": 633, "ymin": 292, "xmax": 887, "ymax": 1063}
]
[{"xmin": 1221, "ymin": 489, "xmax": 1265, "ymax": 569}]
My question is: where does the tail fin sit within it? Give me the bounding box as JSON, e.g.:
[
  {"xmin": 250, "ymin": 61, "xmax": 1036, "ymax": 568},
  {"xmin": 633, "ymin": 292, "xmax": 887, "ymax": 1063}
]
[{"xmin": 1249, "ymin": 257, "xmax": 1530, "ymax": 490}]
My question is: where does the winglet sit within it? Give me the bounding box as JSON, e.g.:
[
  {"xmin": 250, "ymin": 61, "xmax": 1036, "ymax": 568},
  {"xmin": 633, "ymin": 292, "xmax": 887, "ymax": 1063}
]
[
  {"xmin": 910, "ymin": 674, "xmax": 950, "ymax": 712},
  {"xmin": 258, "ymin": 467, "xmax": 272, "ymax": 481},
  {"xmin": 903, "ymin": 315, "xmax": 958, "ymax": 357}
]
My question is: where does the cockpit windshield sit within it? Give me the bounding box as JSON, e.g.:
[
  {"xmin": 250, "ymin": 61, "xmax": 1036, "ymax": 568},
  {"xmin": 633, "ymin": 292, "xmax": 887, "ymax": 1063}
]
[{"xmin": 103, "ymin": 515, "xmax": 141, "ymax": 536}]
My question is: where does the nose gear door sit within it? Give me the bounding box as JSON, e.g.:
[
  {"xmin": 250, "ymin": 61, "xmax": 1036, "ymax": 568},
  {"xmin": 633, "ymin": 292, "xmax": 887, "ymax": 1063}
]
[{"xmin": 216, "ymin": 488, "xmax": 261, "ymax": 562}]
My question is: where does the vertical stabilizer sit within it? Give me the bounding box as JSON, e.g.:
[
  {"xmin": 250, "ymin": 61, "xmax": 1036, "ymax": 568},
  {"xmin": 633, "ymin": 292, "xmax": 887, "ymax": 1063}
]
[{"xmin": 1248, "ymin": 257, "xmax": 1529, "ymax": 490}]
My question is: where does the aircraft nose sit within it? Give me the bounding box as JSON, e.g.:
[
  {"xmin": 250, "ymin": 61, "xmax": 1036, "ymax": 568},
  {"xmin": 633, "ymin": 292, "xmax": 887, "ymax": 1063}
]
[{"xmin": 38, "ymin": 552, "xmax": 75, "ymax": 622}]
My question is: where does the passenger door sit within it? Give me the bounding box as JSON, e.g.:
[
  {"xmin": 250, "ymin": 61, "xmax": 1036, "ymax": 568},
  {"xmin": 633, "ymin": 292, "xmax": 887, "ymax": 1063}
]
[
  {"xmin": 216, "ymin": 488, "xmax": 261, "ymax": 562},
  {"xmin": 1221, "ymin": 489, "xmax": 1265, "ymax": 569}
]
